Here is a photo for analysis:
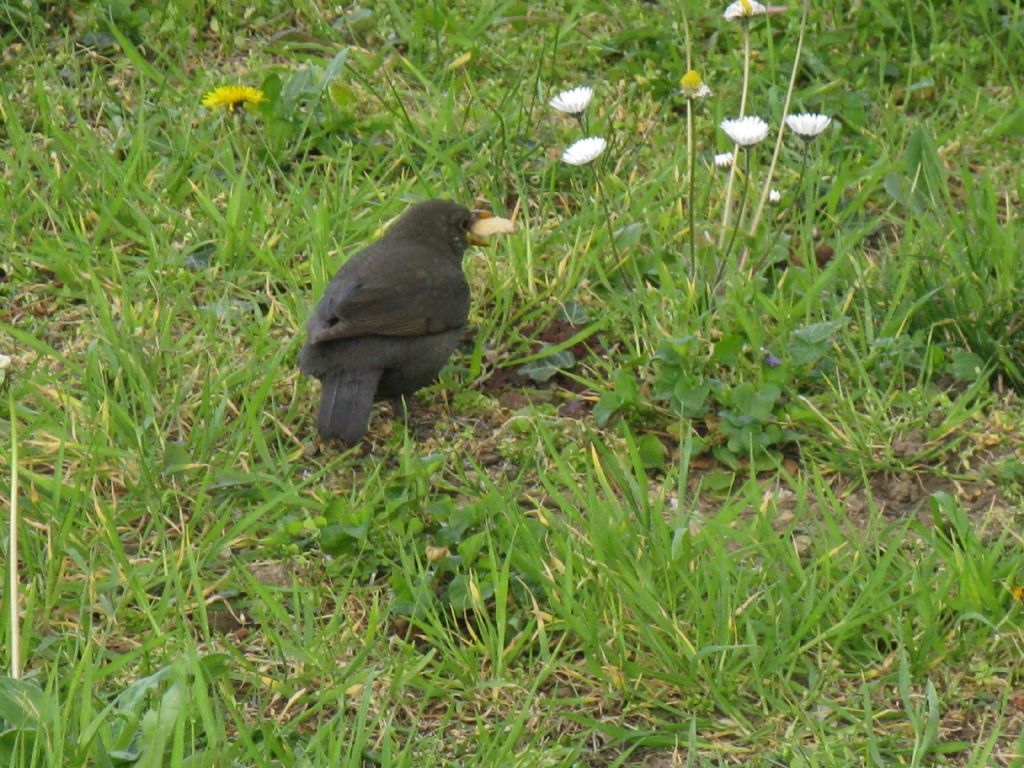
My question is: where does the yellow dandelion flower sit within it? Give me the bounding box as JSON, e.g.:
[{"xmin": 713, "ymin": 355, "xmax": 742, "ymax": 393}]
[
  {"xmin": 202, "ymin": 85, "xmax": 268, "ymax": 113},
  {"xmin": 1011, "ymin": 585, "xmax": 1024, "ymax": 602}
]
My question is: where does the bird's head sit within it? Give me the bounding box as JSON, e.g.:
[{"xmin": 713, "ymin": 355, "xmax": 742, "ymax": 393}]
[{"xmin": 389, "ymin": 200, "xmax": 493, "ymax": 260}]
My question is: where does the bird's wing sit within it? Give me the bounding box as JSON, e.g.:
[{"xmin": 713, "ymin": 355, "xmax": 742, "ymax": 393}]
[{"xmin": 307, "ymin": 253, "xmax": 468, "ymax": 344}]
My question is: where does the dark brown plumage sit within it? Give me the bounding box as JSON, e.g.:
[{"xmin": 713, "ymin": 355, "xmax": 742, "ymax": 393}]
[{"xmin": 298, "ymin": 199, "xmax": 478, "ymax": 443}]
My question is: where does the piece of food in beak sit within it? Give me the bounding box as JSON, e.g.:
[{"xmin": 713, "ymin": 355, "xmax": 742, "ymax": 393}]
[{"xmin": 470, "ymin": 212, "xmax": 515, "ymax": 244}]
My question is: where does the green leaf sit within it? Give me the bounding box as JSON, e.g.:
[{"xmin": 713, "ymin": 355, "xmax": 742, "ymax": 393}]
[
  {"xmin": 904, "ymin": 124, "xmax": 947, "ymax": 206},
  {"xmin": 636, "ymin": 434, "xmax": 666, "ymax": 469},
  {"xmin": 333, "ymin": 7, "xmax": 375, "ymax": 34},
  {"xmin": 0, "ymin": 678, "xmax": 45, "ymax": 728},
  {"xmin": 703, "ymin": 469, "xmax": 736, "ymax": 491},
  {"xmin": 162, "ymin": 440, "xmax": 192, "ymax": 477},
  {"xmin": 281, "ymin": 66, "xmax": 315, "ymax": 108},
  {"xmin": 674, "ymin": 377, "xmax": 710, "ymax": 417},
  {"xmin": 517, "ymin": 347, "xmax": 576, "ymax": 382},
  {"xmin": 320, "ymin": 48, "xmax": 350, "ymax": 91},
  {"xmin": 711, "ymin": 334, "xmax": 743, "ymax": 366},
  {"xmin": 447, "ymin": 504, "xmax": 481, "ymax": 538},
  {"xmin": 611, "ymin": 368, "xmax": 639, "ymax": 401},
  {"xmin": 260, "ymin": 73, "xmax": 283, "ymax": 105},
  {"xmin": 790, "ymin": 321, "xmax": 841, "ymax": 345},
  {"xmin": 788, "ymin": 320, "xmax": 843, "ymax": 366},
  {"xmin": 883, "ymin": 171, "xmax": 912, "ymax": 207},
  {"xmin": 654, "ymin": 335, "xmax": 698, "ymax": 364},
  {"xmin": 458, "ymin": 530, "xmax": 488, "ymax": 561},
  {"xmin": 265, "ymin": 117, "xmax": 296, "ymax": 147},
  {"xmin": 328, "ymin": 80, "xmax": 357, "ymax": 109},
  {"xmin": 613, "ymin": 222, "xmax": 643, "ymax": 249},
  {"xmin": 949, "ymin": 350, "xmax": 986, "ymax": 381},
  {"xmin": 593, "ymin": 391, "xmax": 623, "ymax": 427},
  {"xmin": 561, "ymin": 299, "xmax": 590, "ymax": 325},
  {"xmin": 728, "ymin": 382, "xmax": 780, "ymax": 421}
]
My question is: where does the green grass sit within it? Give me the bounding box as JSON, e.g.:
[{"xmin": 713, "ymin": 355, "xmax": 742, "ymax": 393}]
[{"xmin": 2, "ymin": 1, "xmax": 1024, "ymax": 765}]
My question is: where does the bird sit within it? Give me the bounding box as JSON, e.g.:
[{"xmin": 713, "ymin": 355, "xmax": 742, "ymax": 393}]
[{"xmin": 298, "ymin": 199, "xmax": 486, "ymax": 444}]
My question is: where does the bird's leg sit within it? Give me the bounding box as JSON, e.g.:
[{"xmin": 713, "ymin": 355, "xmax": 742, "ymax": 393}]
[{"xmin": 389, "ymin": 396, "xmax": 410, "ymax": 422}]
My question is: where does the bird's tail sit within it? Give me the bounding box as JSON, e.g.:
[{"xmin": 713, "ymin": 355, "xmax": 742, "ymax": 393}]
[{"xmin": 317, "ymin": 370, "xmax": 381, "ymax": 443}]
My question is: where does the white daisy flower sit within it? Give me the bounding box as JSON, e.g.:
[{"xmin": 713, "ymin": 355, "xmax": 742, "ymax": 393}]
[
  {"xmin": 785, "ymin": 112, "xmax": 832, "ymax": 139},
  {"xmin": 561, "ymin": 136, "xmax": 607, "ymax": 166},
  {"xmin": 720, "ymin": 116, "xmax": 769, "ymax": 147},
  {"xmin": 549, "ymin": 86, "xmax": 594, "ymax": 116},
  {"xmin": 682, "ymin": 82, "xmax": 712, "ymax": 100},
  {"xmin": 679, "ymin": 70, "xmax": 712, "ymax": 100},
  {"xmin": 713, "ymin": 152, "xmax": 734, "ymax": 168},
  {"xmin": 769, "ymin": 188, "xmax": 781, "ymax": 203},
  {"xmin": 723, "ymin": 0, "xmax": 767, "ymax": 20}
]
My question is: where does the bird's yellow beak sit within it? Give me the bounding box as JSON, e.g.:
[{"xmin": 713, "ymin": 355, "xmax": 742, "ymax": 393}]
[{"xmin": 469, "ymin": 210, "xmax": 493, "ymax": 246}]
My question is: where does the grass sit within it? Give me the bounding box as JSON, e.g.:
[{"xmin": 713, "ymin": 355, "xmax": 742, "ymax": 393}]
[{"xmin": 2, "ymin": 0, "xmax": 1024, "ymax": 765}]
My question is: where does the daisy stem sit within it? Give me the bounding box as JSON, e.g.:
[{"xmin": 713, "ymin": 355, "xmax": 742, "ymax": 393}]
[
  {"xmin": 739, "ymin": 21, "xmax": 751, "ymax": 118},
  {"xmin": 686, "ymin": 99, "xmax": 697, "ymax": 280},
  {"xmin": 717, "ymin": 152, "xmax": 739, "ymax": 250},
  {"xmin": 674, "ymin": 115, "xmax": 685, "ymax": 221},
  {"xmin": 591, "ymin": 166, "xmax": 624, "ymax": 277},
  {"xmin": 801, "ymin": 141, "xmax": 815, "ymax": 267},
  {"xmin": 8, "ymin": 384, "xmax": 20, "ymax": 679},
  {"xmin": 718, "ymin": 21, "xmax": 752, "ymax": 251},
  {"xmin": 744, "ymin": 0, "xmax": 810, "ymax": 245},
  {"xmin": 677, "ymin": 0, "xmax": 695, "ymax": 249},
  {"xmin": 679, "ymin": 0, "xmax": 693, "ymax": 69},
  {"xmin": 716, "ymin": 150, "xmax": 752, "ymax": 289}
]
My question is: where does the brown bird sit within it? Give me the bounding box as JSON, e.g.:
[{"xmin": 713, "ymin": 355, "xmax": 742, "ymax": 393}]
[{"xmin": 298, "ymin": 199, "xmax": 486, "ymax": 443}]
